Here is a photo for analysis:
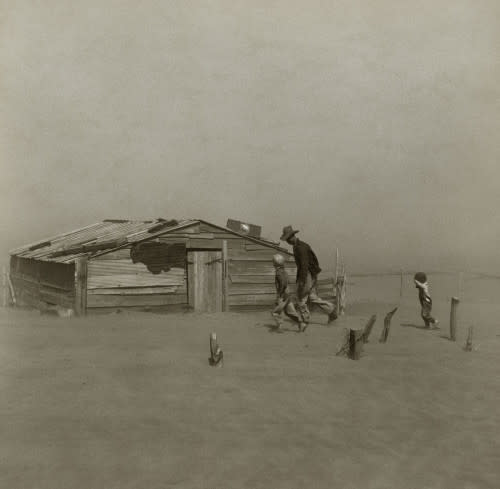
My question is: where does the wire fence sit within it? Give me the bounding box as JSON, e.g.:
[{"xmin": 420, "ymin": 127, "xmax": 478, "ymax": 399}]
[{"xmin": 345, "ymin": 271, "xmax": 500, "ymax": 306}]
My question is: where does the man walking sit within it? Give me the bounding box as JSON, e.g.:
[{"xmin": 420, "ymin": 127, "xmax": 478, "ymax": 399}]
[{"xmin": 280, "ymin": 225, "xmax": 337, "ymax": 330}]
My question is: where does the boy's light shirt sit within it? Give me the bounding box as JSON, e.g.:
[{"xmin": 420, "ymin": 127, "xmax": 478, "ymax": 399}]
[{"xmin": 414, "ymin": 279, "xmax": 430, "ymax": 297}]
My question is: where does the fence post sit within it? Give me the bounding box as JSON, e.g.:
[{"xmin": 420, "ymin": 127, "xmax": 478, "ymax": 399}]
[
  {"xmin": 464, "ymin": 326, "xmax": 473, "ymax": 352},
  {"xmin": 379, "ymin": 307, "xmax": 398, "ymax": 343},
  {"xmin": 458, "ymin": 272, "xmax": 464, "ymax": 300},
  {"xmin": 334, "ymin": 247, "xmax": 339, "ymax": 284},
  {"xmin": 335, "ymin": 276, "xmax": 343, "ymax": 316},
  {"xmin": 400, "ymin": 269, "xmax": 404, "ymax": 300},
  {"xmin": 362, "ymin": 315, "xmax": 377, "ymax": 343},
  {"xmin": 449, "ymin": 297, "xmax": 459, "ymax": 341}
]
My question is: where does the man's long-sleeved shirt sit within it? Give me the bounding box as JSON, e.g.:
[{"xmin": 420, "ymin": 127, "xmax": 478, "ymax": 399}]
[{"xmin": 293, "ymin": 239, "xmax": 322, "ymax": 284}]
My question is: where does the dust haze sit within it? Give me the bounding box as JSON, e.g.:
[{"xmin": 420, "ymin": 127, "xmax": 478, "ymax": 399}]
[{"xmin": 1, "ymin": 0, "xmax": 499, "ymax": 273}]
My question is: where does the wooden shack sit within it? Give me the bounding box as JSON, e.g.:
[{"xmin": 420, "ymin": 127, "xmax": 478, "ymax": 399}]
[{"xmin": 9, "ymin": 219, "xmax": 335, "ymax": 315}]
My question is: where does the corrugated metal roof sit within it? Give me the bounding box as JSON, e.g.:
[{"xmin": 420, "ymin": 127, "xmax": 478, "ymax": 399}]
[
  {"xmin": 10, "ymin": 219, "xmax": 196, "ymax": 263},
  {"xmin": 10, "ymin": 218, "xmax": 291, "ymax": 263}
]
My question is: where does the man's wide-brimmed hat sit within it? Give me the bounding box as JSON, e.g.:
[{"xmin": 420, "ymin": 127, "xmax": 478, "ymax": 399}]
[{"xmin": 280, "ymin": 225, "xmax": 299, "ymax": 241}]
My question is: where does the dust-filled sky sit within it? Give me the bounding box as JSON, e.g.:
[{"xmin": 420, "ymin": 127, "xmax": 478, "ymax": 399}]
[{"xmin": 1, "ymin": 0, "xmax": 499, "ymax": 273}]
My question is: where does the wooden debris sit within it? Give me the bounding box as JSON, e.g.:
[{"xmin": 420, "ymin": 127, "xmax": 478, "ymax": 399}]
[
  {"xmin": 362, "ymin": 315, "xmax": 377, "ymax": 343},
  {"xmin": 464, "ymin": 326, "xmax": 473, "ymax": 352},
  {"xmin": 449, "ymin": 297, "xmax": 459, "ymax": 341},
  {"xmin": 379, "ymin": 307, "xmax": 398, "ymax": 343},
  {"xmin": 209, "ymin": 332, "xmax": 223, "ymax": 366}
]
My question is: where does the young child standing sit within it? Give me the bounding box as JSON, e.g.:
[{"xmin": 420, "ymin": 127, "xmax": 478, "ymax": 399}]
[
  {"xmin": 271, "ymin": 254, "xmax": 303, "ymax": 331},
  {"xmin": 414, "ymin": 272, "xmax": 439, "ymax": 328}
]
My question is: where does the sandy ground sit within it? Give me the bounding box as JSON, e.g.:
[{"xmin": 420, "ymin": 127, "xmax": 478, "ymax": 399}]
[{"xmin": 0, "ymin": 297, "xmax": 499, "ymax": 489}]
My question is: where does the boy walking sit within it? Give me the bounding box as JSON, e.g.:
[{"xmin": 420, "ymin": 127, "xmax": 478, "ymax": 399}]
[
  {"xmin": 271, "ymin": 254, "xmax": 303, "ymax": 331},
  {"xmin": 414, "ymin": 272, "xmax": 439, "ymax": 328}
]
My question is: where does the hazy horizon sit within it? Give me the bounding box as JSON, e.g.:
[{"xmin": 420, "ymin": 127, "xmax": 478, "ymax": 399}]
[{"xmin": 1, "ymin": 1, "xmax": 499, "ymax": 274}]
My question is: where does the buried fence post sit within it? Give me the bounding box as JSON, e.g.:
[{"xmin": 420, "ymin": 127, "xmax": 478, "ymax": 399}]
[
  {"xmin": 449, "ymin": 297, "xmax": 459, "ymax": 341},
  {"xmin": 464, "ymin": 326, "xmax": 473, "ymax": 352},
  {"xmin": 336, "ymin": 328, "xmax": 364, "ymax": 360},
  {"xmin": 379, "ymin": 307, "xmax": 398, "ymax": 343},
  {"xmin": 348, "ymin": 329, "xmax": 364, "ymax": 360},
  {"xmin": 400, "ymin": 269, "xmax": 404, "ymax": 300},
  {"xmin": 362, "ymin": 315, "xmax": 377, "ymax": 343},
  {"xmin": 209, "ymin": 332, "xmax": 223, "ymax": 366}
]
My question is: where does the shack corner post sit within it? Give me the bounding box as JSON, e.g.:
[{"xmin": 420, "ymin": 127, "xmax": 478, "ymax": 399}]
[
  {"xmin": 3, "ymin": 264, "xmax": 16, "ymax": 307},
  {"xmin": 74, "ymin": 256, "xmax": 88, "ymax": 316},
  {"xmin": 221, "ymin": 240, "xmax": 229, "ymax": 312}
]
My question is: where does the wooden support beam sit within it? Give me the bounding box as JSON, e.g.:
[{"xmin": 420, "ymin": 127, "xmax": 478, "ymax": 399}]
[
  {"xmin": 74, "ymin": 257, "xmax": 88, "ymax": 316},
  {"xmin": 379, "ymin": 307, "xmax": 398, "ymax": 343},
  {"xmin": 449, "ymin": 296, "xmax": 459, "ymax": 341},
  {"xmin": 222, "ymin": 240, "xmax": 229, "ymax": 312},
  {"xmin": 362, "ymin": 315, "xmax": 377, "ymax": 343}
]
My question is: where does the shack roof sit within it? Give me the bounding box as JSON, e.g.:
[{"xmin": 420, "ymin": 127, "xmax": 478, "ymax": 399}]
[{"xmin": 10, "ymin": 219, "xmax": 290, "ymax": 264}]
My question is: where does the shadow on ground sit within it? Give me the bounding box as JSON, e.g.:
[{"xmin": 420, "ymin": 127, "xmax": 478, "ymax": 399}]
[
  {"xmin": 260, "ymin": 321, "xmax": 301, "ymax": 334},
  {"xmin": 401, "ymin": 322, "xmax": 431, "ymax": 330}
]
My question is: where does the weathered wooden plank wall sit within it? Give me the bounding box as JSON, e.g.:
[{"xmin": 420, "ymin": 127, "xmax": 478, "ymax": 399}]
[
  {"xmin": 87, "ymin": 224, "xmax": 238, "ymax": 312},
  {"xmin": 9, "ymin": 257, "xmax": 75, "ymax": 308},
  {"xmin": 87, "ymin": 244, "xmax": 187, "ymax": 312}
]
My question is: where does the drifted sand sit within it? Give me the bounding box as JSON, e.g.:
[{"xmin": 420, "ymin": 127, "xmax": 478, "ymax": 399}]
[{"xmin": 0, "ymin": 299, "xmax": 499, "ymax": 489}]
